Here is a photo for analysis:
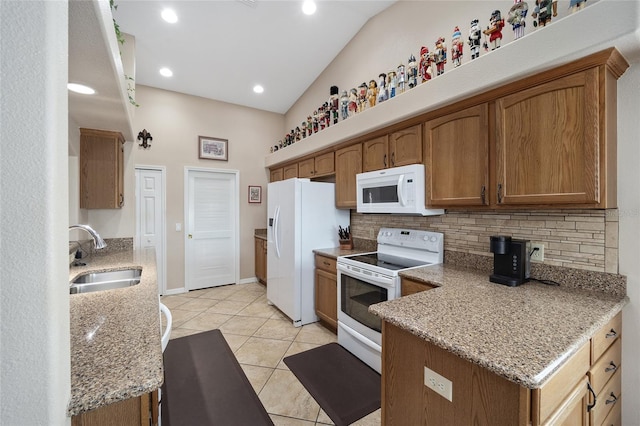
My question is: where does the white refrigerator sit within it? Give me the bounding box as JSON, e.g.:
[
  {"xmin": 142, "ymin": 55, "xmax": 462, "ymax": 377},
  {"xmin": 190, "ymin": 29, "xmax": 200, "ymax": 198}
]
[{"xmin": 267, "ymin": 179, "xmax": 349, "ymax": 327}]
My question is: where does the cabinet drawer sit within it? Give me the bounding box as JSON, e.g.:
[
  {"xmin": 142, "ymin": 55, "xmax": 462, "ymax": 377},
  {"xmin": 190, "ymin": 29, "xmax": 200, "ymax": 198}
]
[
  {"xmin": 590, "ymin": 369, "xmax": 621, "ymax": 426},
  {"xmin": 591, "ymin": 313, "xmax": 621, "ymax": 363},
  {"xmin": 400, "ymin": 278, "xmax": 436, "ymax": 296},
  {"xmin": 532, "ymin": 341, "xmax": 590, "ymax": 424},
  {"xmin": 599, "ymin": 397, "xmax": 621, "ymax": 426},
  {"xmin": 589, "ymin": 339, "xmax": 621, "ymax": 396},
  {"xmin": 315, "ymin": 254, "xmax": 336, "ymax": 273}
]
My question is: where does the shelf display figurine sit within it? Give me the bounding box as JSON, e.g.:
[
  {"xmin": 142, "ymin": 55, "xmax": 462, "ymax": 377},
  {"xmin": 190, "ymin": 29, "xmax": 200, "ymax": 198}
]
[
  {"xmin": 419, "ymin": 46, "xmax": 432, "ymax": 83},
  {"xmin": 483, "ymin": 10, "xmax": 505, "ymax": 50},
  {"xmin": 397, "ymin": 63, "xmax": 406, "ymax": 94},
  {"xmin": 340, "ymin": 90, "xmax": 349, "ymax": 120},
  {"xmin": 306, "ymin": 115, "xmax": 313, "ymax": 136},
  {"xmin": 468, "ymin": 19, "xmax": 482, "ymax": 60},
  {"xmin": 507, "ymin": 0, "xmax": 529, "ymax": 39},
  {"xmin": 451, "ymin": 27, "xmax": 464, "ymax": 67},
  {"xmin": 569, "ymin": 0, "xmax": 586, "ymax": 13},
  {"xmin": 312, "ymin": 110, "xmax": 319, "ymax": 133},
  {"xmin": 329, "ymin": 86, "xmax": 339, "ymax": 125},
  {"xmin": 532, "ymin": 0, "xmax": 557, "ymax": 27},
  {"xmin": 358, "ymin": 82, "xmax": 368, "ymax": 112},
  {"xmin": 388, "ymin": 71, "xmax": 397, "ymax": 98},
  {"xmin": 349, "ymin": 88, "xmax": 358, "ymax": 116},
  {"xmin": 301, "ymin": 121, "xmax": 307, "ymax": 138},
  {"xmin": 407, "ymin": 54, "xmax": 418, "ymax": 88},
  {"xmin": 295, "ymin": 126, "xmax": 301, "ymax": 142},
  {"xmin": 433, "ymin": 37, "xmax": 447, "ymax": 76},
  {"xmin": 377, "ymin": 73, "xmax": 388, "ymax": 104},
  {"xmin": 367, "ymin": 79, "xmax": 378, "ymax": 108}
]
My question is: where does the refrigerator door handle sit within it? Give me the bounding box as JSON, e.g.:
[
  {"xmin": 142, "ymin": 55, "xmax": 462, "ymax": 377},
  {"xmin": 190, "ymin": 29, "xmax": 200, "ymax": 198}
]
[{"xmin": 274, "ymin": 205, "xmax": 281, "ymax": 258}]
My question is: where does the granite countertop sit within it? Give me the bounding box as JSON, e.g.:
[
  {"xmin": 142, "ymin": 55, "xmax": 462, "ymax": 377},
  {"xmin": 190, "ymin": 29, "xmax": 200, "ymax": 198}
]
[
  {"xmin": 67, "ymin": 248, "xmax": 163, "ymax": 416},
  {"xmin": 313, "ymin": 246, "xmax": 372, "ymax": 259},
  {"xmin": 370, "ymin": 264, "xmax": 627, "ymax": 389}
]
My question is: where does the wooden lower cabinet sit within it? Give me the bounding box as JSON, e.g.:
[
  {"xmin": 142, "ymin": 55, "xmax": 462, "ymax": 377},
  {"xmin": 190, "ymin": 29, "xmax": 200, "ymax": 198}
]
[
  {"xmin": 72, "ymin": 391, "xmax": 157, "ymax": 426},
  {"xmin": 254, "ymin": 237, "xmax": 267, "ymax": 285},
  {"xmin": 314, "ymin": 254, "xmax": 338, "ymax": 330},
  {"xmin": 400, "ymin": 277, "xmax": 437, "ymax": 296}
]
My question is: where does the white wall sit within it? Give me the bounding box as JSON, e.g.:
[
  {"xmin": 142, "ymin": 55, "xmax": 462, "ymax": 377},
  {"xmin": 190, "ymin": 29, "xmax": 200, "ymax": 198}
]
[{"xmin": 0, "ymin": 2, "xmax": 71, "ymax": 425}]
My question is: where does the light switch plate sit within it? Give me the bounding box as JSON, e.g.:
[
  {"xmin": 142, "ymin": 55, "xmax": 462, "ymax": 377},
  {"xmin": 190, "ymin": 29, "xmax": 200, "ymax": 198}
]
[{"xmin": 424, "ymin": 366, "xmax": 453, "ymax": 402}]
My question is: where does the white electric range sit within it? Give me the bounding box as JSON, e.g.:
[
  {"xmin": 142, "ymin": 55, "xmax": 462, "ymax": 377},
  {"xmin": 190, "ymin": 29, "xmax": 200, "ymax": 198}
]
[{"xmin": 337, "ymin": 227, "xmax": 444, "ymax": 373}]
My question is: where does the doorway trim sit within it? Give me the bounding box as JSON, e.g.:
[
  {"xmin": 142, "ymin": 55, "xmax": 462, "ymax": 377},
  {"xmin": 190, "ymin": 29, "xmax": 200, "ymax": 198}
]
[
  {"xmin": 183, "ymin": 166, "xmax": 240, "ymax": 290},
  {"xmin": 135, "ymin": 164, "xmax": 167, "ymax": 295}
]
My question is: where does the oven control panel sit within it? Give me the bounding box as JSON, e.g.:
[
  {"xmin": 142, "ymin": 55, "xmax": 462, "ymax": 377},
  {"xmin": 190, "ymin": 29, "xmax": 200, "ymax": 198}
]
[{"xmin": 377, "ymin": 228, "xmax": 443, "ymax": 253}]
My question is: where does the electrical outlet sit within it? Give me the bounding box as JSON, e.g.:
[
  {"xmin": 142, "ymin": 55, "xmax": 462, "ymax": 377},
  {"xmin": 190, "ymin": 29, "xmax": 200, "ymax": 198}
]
[
  {"xmin": 531, "ymin": 243, "xmax": 545, "ymax": 262},
  {"xmin": 424, "ymin": 366, "xmax": 453, "ymax": 402}
]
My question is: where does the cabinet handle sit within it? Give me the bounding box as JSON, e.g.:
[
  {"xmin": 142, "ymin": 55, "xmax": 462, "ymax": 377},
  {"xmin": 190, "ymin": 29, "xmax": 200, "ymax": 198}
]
[
  {"xmin": 391, "ymin": 152, "xmax": 395, "ymax": 166},
  {"xmin": 605, "ymin": 392, "xmax": 619, "ymax": 405},
  {"xmin": 384, "ymin": 154, "xmax": 387, "ymax": 168},
  {"xmin": 606, "ymin": 329, "xmax": 618, "ymax": 339},
  {"xmin": 323, "ymin": 261, "xmax": 330, "ymax": 266},
  {"xmin": 119, "ymin": 193, "xmax": 124, "ymax": 206},
  {"xmin": 605, "ymin": 361, "xmax": 618, "ymax": 373},
  {"xmin": 481, "ymin": 185, "xmax": 486, "ymax": 204},
  {"xmin": 497, "ymin": 183, "xmax": 503, "ymax": 203},
  {"xmin": 587, "ymin": 382, "xmax": 597, "ymax": 412}
]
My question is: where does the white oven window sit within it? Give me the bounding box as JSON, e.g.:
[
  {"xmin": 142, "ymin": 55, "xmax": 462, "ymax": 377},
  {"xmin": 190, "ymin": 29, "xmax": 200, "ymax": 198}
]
[{"xmin": 340, "ymin": 274, "xmax": 386, "ymax": 332}]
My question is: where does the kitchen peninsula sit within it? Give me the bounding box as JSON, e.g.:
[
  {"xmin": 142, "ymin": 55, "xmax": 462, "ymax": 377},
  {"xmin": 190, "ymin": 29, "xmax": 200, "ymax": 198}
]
[
  {"xmin": 67, "ymin": 247, "xmax": 163, "ymax": 423},
  {"xmin": 372, "ymin": 264, "xmax": 626, "ymax": 425}
]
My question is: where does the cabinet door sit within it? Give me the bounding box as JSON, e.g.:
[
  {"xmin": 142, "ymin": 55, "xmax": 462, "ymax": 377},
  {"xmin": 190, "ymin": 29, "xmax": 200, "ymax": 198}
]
[
  {"xmin": 541, "ymin": 377, "xmax": 589, "ymax": 426},
  {"xmin": 425, "ymin": 104, "xmax": 489, "ymax": 206},
  {"xmin": 79, "ymin": 128, "xmax": 125, "ymax": 209},
  {"xmin": 400, "ymin": 277, "xmax": 436, "ymax": 296},
  {"xmin": 495, "ymin": 70, "xmax": 599, "ymax": 205},
  {"xmin": 362, "ymin": 135, "xmax": 389, "ymax": 172},
  {"xmin": 315, "ymin": 268, "xmax": 337, "ymax": 329},
  {"xmin": 254, "ymin": 237, "xmax": 266, "ymax": 285},
  {"xmin": 270, "ymin": 168, "xmax": 283, "ymax": 182},
  {"xmin": 298, "ymin": 158, "xmax": 315, "ymax": 178},
  {"xmin": 335, "ymin": 143, "xmax": 362, "ymax": 208},
  {"xmin": 314, "ymin": 152, "xmax": 335, "ymax": 177},
  {"xmin": 283, "ymin": 163, "xmax": 298, "ymax": 180},
  {"xmin": 389, "ymin": 124, "xmax": 422, "ymax": 167}
]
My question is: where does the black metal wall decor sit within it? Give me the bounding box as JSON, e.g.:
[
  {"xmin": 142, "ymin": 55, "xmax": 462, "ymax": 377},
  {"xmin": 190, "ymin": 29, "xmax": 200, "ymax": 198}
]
[{"xmin": 137, "ymin": 129, "xmax": 153, "ymax": 149}]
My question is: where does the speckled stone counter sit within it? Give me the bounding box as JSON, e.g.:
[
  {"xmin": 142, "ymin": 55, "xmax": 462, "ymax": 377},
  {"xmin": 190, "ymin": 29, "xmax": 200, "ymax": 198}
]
[
  {"xmin": 370, "ymin": 264, "xmax": 627, "ymax": 389},
  {"xmin": 67, "ymin": 247, "xmax": 163, "ymax": 416},
  {"xmin": 312, "ymin": 246, "xmax": 372, "ymax": 259}
]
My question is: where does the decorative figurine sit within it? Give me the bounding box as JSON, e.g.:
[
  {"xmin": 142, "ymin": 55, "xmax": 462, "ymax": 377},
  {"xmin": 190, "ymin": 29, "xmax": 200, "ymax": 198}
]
[
  {"xmin": 301, "ymin": 121, "xmax": 307, "ymax": 138},
  {"xmin": 468, "ymin": 19, "xmax": 482, "ymax": 60},
  {"xmin": 418, "ymin": 46, "xmax": 432, "ymax": 83},
  {"xmin": 358, "ymin": 82, "xmax": 368, "ymax": 112},
  {"xmin": 483, "ymin": 10, "xmax": 505, "ymax": 51},
  {"xmin": 318, "ymin": 104, "xmax": 327, "ymax": 131},
  {"xmin": 340, "ymin": 90, "xmax": 349, "ymax": 120},
  {"xmin": 569, "ymin": 0, "xmax": 586, "ymax": 13},
  {"xmin": 397, "ymin": 63, "xmax": 406, "ymax": 94},
  {"xmin": 433, "ymin": 37, "xmax": 447, "ymax": 76},
  {"xmin": 451, "ymin": 27, "xmax": 464, "ymax": 67},
  {"xmin": 312, "ymin": 110, "xmax": 319, "ymax": 133},
  {"xmin": 532, "ymin": 0, "xmax": 557, "ymax": 27},
  {"xmin": 507, "ymin": 0, "xmax": 529, "ymax": 40},
  {"xmin": 295, "ymin": 126, "xmax": 301, "ymax": 141},
  {"xmin": 407, "ymin": 54, "xmax": 418, "ymax": 88},
  {"xmin": 377, "ymin": 73, "xmax": 388, "ymax": 104},
  {"xmin": 387, "ymin": 71, "xmax": 397, "ymax": 98},
  {"xmin": 329, "ymin": 86, "xmax": 339, "ymax": 125},
  {"xmin": 306, "ymin": 116, "xmax": 313, "ymax": 136},
  {"xmin": 367, "ymin": 79, "xmax": 378, "ymax": 108},
  {"xmin": 349, "ymin": 88, "xmax": 358, "ymax": 116}
]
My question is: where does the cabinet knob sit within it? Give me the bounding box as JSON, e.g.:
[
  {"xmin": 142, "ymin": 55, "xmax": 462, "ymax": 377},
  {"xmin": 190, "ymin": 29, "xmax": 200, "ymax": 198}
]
[{"xmin": 605, "ymin": 392, "xmax": 619, "ymax": 405}]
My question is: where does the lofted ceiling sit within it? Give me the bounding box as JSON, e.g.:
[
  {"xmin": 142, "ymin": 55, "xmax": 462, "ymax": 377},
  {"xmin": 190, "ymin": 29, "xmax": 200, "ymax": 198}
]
[{"xmin": 113, "ymin": 0, "xmax": 395, "ymax": 114}]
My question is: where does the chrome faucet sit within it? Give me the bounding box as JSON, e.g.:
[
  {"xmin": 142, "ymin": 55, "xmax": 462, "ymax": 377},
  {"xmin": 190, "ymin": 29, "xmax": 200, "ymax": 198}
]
[{"xmin": 69, "ymin": 224, "xmax": 107, "ymax": 250}]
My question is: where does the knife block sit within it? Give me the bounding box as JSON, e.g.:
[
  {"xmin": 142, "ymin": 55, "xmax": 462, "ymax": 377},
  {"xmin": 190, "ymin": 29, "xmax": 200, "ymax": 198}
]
[{"xmin": 339, "ymin": 239, "xmax": 353, "ymax": 250}]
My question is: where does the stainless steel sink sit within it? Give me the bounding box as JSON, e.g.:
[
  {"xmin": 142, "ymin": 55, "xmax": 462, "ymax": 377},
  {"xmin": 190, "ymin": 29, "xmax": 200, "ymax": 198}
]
[{"xmin": 70, "ymin": 269, "xmax": 142, "ymax": 294}]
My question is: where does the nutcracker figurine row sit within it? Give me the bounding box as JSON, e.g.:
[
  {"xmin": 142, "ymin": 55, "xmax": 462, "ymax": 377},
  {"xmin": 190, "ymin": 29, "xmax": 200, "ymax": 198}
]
[{"xmin": 271, "ymin": 0, "xmax": 587, "ymax": 153}]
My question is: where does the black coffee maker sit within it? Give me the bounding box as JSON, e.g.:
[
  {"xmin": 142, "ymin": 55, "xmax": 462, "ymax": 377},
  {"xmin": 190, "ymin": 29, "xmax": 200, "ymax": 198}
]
[{"xmin": 489, "ymin": 236, "xmax": 531, "ymax": 286}]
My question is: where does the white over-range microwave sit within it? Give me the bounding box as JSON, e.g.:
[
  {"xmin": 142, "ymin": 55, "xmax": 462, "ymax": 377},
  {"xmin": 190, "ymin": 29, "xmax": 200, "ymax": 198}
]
[{"xmin": 356, "ymin": 164, "xmax": 444, "ymax": 216}]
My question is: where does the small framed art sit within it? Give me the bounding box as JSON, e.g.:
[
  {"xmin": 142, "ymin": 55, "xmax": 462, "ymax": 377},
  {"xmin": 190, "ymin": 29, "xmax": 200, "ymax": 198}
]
[
  {"xmin": 248, "ymin": 186, "xmax": 262, "ymax": 203},
  {"xmin": 199, "ymin": 136, "xmax": 228, "ymax": 161}
]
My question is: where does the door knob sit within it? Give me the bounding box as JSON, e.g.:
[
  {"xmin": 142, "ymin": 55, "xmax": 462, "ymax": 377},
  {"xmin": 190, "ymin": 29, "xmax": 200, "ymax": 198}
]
[{"xmin": 188, "ymin": 234, "xmax": 193, "ymax": 239}]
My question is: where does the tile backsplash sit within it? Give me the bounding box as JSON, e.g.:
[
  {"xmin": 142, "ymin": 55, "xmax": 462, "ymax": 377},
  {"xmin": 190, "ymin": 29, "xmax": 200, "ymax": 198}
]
[{"xmin": 350, "ymin": 209, "xmax": 619, "ymax": 274}]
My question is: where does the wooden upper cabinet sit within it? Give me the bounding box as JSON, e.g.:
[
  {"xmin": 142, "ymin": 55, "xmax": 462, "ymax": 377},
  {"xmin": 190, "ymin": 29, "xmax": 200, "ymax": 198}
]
[
  {"xmin": 389, "ymin": 124, "xmax": 423, "ymax": 168},
  {"xmin": 335, "ymin": 143, "xmax": 362, "ymax": 208},
  {"xmin": 298, "ymin": 158, "xmax": 315, "ymax": 178},
  {"xmin": 298, "ymin": 152, "xmax": 335, "ymax": 178},
  {"xmin": 425, "ymin": 104, "xmax": 489, "ymax": 206},
  {"xmin": 362, "ymin": 135, "xmax": 389, "ymax": 172},
  {"xmin": 270, "ymin": 168, "xmax": 283, "ymax": 182},
  {"xmin": 80, "ymin": 128, "xmax": 125, "ymax": 209},
  {"xmin": 495, "ymin": 69, "xmax": 601, "ymax": 206},
  {"xmin": 283, "ymin": 163, "xmax": 298, "ymax": 180}
]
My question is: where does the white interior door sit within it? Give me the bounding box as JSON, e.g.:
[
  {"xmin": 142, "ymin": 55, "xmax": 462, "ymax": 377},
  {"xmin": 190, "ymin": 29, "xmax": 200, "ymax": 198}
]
[
  {"xmin": 185, "ymin": 168, "xmax": 238, "ymax": 291},
  {"xmin": 135, "ymin": 167, "xmax": 166, "ymax": 294}
]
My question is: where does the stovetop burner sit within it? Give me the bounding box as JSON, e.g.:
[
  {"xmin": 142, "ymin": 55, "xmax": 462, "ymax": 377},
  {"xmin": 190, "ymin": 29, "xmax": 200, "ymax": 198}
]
[{"xmin": 344, "ymin": 252, "xmax": 433, "ymax": 271}]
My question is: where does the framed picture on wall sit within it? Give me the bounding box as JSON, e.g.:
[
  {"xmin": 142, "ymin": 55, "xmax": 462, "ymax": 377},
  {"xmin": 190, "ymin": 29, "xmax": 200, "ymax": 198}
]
[
  {"xmin": 198, "ymin": 136, "xmax": 228, "ymax": 161},
  {"xmin": 248, "ymin": 186, "xmax": 262, "ymax": 203}
]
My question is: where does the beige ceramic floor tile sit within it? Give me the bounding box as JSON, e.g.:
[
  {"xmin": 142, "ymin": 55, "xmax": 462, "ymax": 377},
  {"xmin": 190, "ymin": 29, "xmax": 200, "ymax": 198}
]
[
  {"xmin": 351, "ymin": 408, "xmax": 381, "ymax": 426},
  {"xmin": 276, "ymin": 341, "xmax": 322, "ymax": 370},
  {"xmin": 295, "ymin": 322, "xmax": 338, "ymax": 345},
  {"xmin": 177, "ymin": 290, "xmax": 203, "ymax": 298},
  {"xmin": 218, "ymin": 331, "xmax": 250, "ymax": 353},
  {"xmin": 168, "ymin": 308, "xmax": 200, "ymax": 328},
  {"xmin": 254, "ymin": 318, "xmax": 302, "ymax": 341},
  {"xmin": 237, "ymin": 300, "xmax": 280, "ymax": 318},
  {"xmin": 241, "ymin": 282, "xmax": 268, "ymax": 292},
  {"xmin": 269, "ymin": 414, "xmax": 316, "ymax": 425},
  {"xmin": 197, "ymin": 285, "xmax": 241, "ymax": 299},
  {"xmin": 259, "ymin": 369, "xmax": 320, "ymax": 421},
  {"xmin": 234, "ymin": 337, "xmax": 292, "ymax": 368},
  {"xmin": 218, "ymin": 315, "xmax": 269, "ymax": 336},
  {"xmin": 227, "ymin": 290, "xmax": 263, "ymax": 303},
  {"xmin": 240, "ymin": 363, "xmax": 275, "ymax": 394},
  {"xmin": 160, "ymin": 295, "xmax": 192, "ymax": 309},
  {"xmin": 176, "ymin": 297, "xmax": 219, "ymax": 311},
  {"xmin": 179, "ymin": 311, "xmax": 232, "ymax": 331},
  {"xmin": 271, "ymin": 307, "xmax": 292, "ymax": 321},
  {"xmin": 316, "ymin": 409, "xmax": 334, "ymax": 425},
  {"xmin": 205, "ymin": 299, "xmax": 250, "ymax": 315}
]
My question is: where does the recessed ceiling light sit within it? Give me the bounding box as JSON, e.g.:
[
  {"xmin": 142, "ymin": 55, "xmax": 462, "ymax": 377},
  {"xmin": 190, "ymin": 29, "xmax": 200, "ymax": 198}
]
[
  {"xmin": 159, "ymin": 67, "xmax": 173, "ymax": 77},
  {"xmin": 67, "ymin": 83, "xmax": 95, "ymax": 95},
  {"xmin": 161, "ymin": 8, "xmax": 178, "ymax": 23},
  {"xmin": 253, "ymin": 85, "xmax": 264, "ymax": 94},
  {"xmin": 302, "ymin": 0, "xmax": 316, "ymax": 15}
]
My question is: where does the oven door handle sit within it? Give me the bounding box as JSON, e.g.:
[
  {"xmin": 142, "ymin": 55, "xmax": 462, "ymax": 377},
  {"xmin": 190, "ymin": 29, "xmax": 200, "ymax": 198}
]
[
  {"xmin": 397, "ymin": 174, "xmax": 406, "ymax": 206},
  {"xmin": 339, "ymin": 322, "xmax": 382, "ymax": 352}
]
